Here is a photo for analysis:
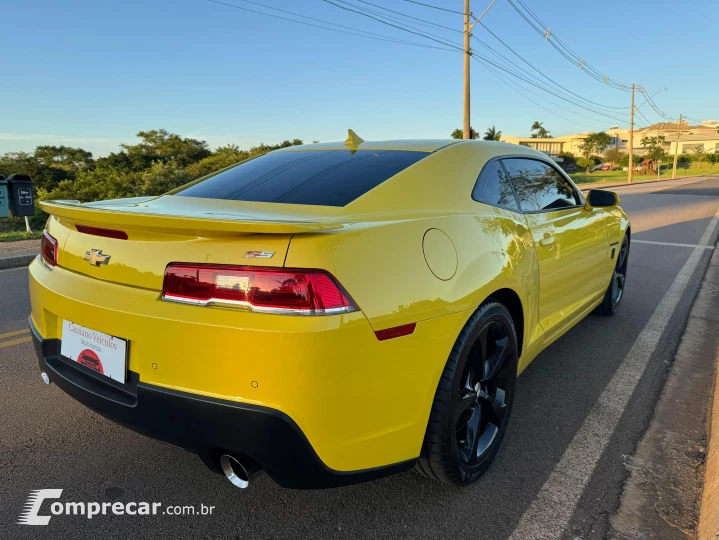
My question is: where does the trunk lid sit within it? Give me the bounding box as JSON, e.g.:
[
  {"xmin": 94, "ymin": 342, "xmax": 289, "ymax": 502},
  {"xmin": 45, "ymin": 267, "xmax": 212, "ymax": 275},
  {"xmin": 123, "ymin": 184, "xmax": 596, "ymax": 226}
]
[{"xmin": 42, "ymin": 195, "xmax": 343, "ymax": 291}]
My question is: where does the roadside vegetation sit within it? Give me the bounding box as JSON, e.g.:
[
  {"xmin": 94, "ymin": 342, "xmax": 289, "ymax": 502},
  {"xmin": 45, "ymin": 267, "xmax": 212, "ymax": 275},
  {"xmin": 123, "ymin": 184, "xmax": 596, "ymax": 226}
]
[
  {"xmin": 0, "ymin": 230, "xmax": 43, "ymax": 242},
  {"xmin": 0, "ymin": 130, "xmax": 304, "ymax": 234},
  {"xmin": 570, "ymin": 162, "xmax": 715, "ymax": 184}
]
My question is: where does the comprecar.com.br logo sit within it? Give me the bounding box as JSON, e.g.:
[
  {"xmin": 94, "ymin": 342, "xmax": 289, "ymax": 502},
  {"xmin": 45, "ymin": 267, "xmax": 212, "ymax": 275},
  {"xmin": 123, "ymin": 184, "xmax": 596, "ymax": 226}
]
[{"xmin": 17, "ymin": 489, "xmax": 216, "ymax": 525}]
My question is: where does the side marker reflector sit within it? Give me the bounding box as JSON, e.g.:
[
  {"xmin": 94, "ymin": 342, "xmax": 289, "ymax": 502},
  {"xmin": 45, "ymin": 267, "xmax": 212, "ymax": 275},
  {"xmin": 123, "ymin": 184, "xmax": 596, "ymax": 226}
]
[{"xmin": 375, "ymin": 323, "xmax": 416, "ymax": 341}]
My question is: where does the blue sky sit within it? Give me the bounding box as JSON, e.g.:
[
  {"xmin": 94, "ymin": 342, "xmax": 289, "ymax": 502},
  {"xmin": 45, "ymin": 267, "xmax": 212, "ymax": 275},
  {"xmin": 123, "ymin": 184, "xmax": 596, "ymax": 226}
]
[{"xmin": 1, "ymin": 0, "xmax": 717, "ymax": 156}]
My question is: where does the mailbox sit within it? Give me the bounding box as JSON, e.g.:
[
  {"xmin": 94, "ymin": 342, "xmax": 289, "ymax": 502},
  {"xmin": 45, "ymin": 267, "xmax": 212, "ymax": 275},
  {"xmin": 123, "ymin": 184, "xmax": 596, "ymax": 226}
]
[
  {"xmin": 0, "ymin": 175, "xmax": 8, "ymax": 219},
  {"xmin": 6, "ymin": 174, "xmax": 35, "ymax": 217}
]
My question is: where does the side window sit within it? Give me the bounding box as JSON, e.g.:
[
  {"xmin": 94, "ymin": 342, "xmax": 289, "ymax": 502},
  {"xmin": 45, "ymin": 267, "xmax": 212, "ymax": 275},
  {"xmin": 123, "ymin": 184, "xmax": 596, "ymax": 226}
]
[
  {"xmin": 501, "ymin": 158, "xmax": 579, "ymax": 212},
  {"xmin": 471, "ymin": 160, "xmax": 520, "ymax": 211}
]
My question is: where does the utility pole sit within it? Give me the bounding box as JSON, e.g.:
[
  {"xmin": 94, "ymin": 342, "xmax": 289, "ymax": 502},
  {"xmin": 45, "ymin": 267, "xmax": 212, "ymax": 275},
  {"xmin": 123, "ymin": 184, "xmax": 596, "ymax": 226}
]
[
  {"xmin": 672, "ymin": 113, "xmax": 682, "ymax": 179},
  {"xmin": 463, "ymin": 0, "xmax": 471, "ymax": 140},
  {"xmin": 627, "ymin": 83, "xmax": 635, "ymax": 183},
  {"xmin": 462, "ymin": 0, "xmax": 496, "ymax": 140}
]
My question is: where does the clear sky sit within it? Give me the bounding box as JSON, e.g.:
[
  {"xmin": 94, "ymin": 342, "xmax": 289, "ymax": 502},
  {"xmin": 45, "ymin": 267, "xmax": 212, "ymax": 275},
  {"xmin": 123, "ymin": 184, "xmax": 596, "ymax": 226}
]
[{"xmin": 2, "ymin": 0, "xmax": 717, "ymax": 156}]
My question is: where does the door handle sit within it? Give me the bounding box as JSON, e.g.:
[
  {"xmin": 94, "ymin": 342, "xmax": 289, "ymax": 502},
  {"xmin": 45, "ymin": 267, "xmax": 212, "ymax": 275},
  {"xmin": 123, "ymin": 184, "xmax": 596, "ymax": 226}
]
[{"xmin": 540, "ymin": 235, "xmax": 555, "ymax": 247}]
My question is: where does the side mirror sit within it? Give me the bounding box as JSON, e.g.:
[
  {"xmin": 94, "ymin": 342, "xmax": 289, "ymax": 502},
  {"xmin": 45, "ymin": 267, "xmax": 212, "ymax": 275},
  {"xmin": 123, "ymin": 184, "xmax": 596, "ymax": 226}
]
[{"xmin": 585, "ymin": 189, "xmax": 620, "ymax": 209}]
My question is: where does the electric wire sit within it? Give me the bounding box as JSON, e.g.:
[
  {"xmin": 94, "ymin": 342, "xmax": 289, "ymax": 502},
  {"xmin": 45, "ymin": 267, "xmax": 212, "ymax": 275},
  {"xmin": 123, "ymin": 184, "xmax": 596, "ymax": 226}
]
[
  {"xmin": 206, "ymin": 0, "xmax": 458, "ymax": 51},
  {"xmin": 401, "ymin": 0, "xmax": 465, "ymax": 15},
  {"xmin": 319, "ymin": 0, "xmax": 466, "ymax": 51}
]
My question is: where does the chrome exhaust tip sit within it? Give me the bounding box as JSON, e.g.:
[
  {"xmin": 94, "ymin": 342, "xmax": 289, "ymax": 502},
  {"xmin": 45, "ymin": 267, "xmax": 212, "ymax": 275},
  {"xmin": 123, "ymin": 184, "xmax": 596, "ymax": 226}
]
[
  {"xmin": 220, "ymin": 454, "xmax": 262, "ymax": 489},
  {"xmin": 41, "ymin": 372, "xmax": 51, "ymax": 385}
]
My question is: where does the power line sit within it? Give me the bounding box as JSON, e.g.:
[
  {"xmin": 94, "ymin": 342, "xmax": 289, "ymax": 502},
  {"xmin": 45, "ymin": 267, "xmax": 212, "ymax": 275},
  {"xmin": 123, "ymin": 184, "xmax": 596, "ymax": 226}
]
[
  {"xmin": 480, "ymin": 62, "xmax": 623, "ymax": 132},
  {"xmin": 401, "ymin": 0, "xmax": 465, "ymax": 15},
  {"xmin": 332, "ymin": 0, "xmax": 461, "ymax": 41},
  {"xmin": 506, "ymin": 0, "xmax": 631, "ymax": 91},
  {"xmin": 206, "ymin": 0, "xmax": 458, "ymax": 51},
  {"xmin": 351, "ymin": 0, "xmax": 463, "ymax": 33},
  {"xmin": 470, "ymin": 53, "xmax": 638, "ymax": 126},
  {"xmin": 319, "ymin": 0, "xmax": 466, "ymax": 51},
  {"xmin": 474, "ymin": 23, "xmax": 630, "ymax": 111}
]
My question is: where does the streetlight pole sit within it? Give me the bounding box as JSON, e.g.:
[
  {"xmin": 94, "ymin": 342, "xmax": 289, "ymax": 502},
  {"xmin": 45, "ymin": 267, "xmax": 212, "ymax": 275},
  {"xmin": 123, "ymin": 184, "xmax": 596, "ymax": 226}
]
[
  {"xmin": 628, "ymin": 83, "xmax": 635, "ymax": 183},
  {"xmin": 672, "ymin": 114, "xmax": 683, "ymax": 179}
]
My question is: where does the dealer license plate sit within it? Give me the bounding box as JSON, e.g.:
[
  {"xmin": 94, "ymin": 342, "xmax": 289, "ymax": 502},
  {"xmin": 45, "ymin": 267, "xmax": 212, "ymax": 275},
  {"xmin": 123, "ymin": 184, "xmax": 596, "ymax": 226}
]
[{"xmin": 60, "ymin": 320, "xmax": 128, "ymax": 383}]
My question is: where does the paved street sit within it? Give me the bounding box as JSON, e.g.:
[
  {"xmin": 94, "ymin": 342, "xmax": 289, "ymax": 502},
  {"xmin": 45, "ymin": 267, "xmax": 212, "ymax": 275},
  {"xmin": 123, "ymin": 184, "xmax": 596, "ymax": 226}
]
[{"xmin": 1, "ymin": 175, "xmax": 718, "ymax": 539}]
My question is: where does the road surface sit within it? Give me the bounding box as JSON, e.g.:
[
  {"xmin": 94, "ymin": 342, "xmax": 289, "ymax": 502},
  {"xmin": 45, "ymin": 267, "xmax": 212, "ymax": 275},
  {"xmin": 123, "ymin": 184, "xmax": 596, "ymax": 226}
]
[{"xmin": 1, "ymin": 175, "xmax": 718, "ymax": 539}]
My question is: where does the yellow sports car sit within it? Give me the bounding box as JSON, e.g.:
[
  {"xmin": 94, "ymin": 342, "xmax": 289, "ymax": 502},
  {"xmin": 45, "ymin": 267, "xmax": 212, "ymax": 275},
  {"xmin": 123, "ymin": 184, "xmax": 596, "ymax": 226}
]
[{"xmin": 28, "ymin": 134, "xmax": 630, "ymax": 489}]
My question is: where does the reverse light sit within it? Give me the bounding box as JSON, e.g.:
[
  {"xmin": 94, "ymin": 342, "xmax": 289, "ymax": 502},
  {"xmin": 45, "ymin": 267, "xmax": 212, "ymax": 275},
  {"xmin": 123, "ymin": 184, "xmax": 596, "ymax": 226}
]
[
  {"xmin": 41, "ymin": 229, "xmax": 58, "ymax": 267},
  {"xmin": 162, "ymin": 264, "xmax": 359, "ymax": 315}
]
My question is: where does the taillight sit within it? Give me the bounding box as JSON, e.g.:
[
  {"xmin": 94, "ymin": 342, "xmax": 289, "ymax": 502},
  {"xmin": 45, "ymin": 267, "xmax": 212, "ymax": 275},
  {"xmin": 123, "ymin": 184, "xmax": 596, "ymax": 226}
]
[
  {"xmin": 41, "ymin": 230, "xmax": 58, "ymax": 267},
  {"xmin": 162, "ymin": 264, "xmax": 359, "ymax": 315}
]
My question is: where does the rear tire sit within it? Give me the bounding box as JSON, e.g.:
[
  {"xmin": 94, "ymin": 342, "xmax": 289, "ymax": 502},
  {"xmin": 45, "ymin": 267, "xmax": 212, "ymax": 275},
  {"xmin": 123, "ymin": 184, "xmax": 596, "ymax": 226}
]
[
  {"xmin": 596, "ymin": 234, "xmax": 629, "ymax": 316},
  {"xmin": 415, "ymin": 300, "xmax": 518, "ymax": 486}
]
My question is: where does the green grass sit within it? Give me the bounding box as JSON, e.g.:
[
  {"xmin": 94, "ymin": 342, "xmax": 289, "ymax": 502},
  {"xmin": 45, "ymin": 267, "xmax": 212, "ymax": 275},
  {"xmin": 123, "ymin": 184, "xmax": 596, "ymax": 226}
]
[
  {"xmin": 569, "ymin": 162, "xmax": 719, "ymax": 185},
  {"xmin": 0, "ymin": 230, "xmax": 43, "ymax": 242}
]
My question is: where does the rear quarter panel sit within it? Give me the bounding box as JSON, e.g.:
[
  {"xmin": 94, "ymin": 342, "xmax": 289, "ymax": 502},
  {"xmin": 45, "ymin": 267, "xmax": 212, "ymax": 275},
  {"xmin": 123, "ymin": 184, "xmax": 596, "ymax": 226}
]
[{"xmin": 285, "ymin": 208, "xmax": 539, "ymax": 371}]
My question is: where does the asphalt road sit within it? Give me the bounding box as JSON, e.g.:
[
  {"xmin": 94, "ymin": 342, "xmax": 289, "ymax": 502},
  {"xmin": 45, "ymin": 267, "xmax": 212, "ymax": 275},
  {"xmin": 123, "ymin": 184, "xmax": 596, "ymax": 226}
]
[{"xmin": 1, "ymin": 175, "xmax": 718, "ymax": 540}]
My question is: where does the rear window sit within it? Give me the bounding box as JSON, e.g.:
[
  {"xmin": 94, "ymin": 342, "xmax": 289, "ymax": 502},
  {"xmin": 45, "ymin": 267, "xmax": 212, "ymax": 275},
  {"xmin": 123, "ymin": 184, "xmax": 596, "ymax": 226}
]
[{"xmin": 174, "ymin": 150, "xmax": 428, "ymax": 207}]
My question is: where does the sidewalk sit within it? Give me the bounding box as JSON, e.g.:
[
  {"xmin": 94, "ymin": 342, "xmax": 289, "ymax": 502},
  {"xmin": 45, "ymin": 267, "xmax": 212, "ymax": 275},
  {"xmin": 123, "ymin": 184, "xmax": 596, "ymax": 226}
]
[
  {"xmin": 0, "ymin": 239, "xmax": 40, "ymax": 269},
  {"xmin": 576, "ymin": 172, "xmax": 719, "ymax": 191}
]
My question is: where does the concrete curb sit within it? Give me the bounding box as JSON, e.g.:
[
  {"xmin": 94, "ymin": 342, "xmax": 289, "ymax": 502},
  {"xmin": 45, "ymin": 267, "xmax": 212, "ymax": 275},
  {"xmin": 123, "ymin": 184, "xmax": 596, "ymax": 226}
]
[
  {"xmin": 698, "ymin": 247, "xmax": 719, "ymax": 539},
  {"xmin": 0, "ymin": 254, "xmax": 37, "ymax": 270}
]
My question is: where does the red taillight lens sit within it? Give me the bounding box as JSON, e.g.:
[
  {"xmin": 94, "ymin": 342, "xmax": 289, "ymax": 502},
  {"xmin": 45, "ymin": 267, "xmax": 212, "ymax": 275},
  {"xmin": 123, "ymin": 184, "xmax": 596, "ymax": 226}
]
[
  {"xmin": 162, "ymin": 264, "xmax": 358, "ymax": 315},
  {"xmin": 76, "ymin": 224, "xmax": 128, "ymax": 240},
  {"xmin": 41, "ymin": 230, "xmax": 58, "ymax": 267}
]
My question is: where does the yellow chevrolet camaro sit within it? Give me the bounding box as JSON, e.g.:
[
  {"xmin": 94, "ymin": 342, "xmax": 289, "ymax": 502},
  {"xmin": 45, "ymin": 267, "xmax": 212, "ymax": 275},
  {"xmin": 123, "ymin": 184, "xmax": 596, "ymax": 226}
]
[{"xmin": 28, "ymin": 135, "xmax": 630, "ymax": 489}]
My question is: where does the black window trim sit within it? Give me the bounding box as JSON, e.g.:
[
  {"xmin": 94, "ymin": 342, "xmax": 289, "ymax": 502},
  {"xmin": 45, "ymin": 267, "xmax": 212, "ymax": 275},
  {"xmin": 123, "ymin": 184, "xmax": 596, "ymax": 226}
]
[
  {"xmin": 470, "ymin": 156, "xmax": 523, "ymax": 214},
  {"xmin": 496, "ymin": 155, "xmax": 585, "ymax": 215}
]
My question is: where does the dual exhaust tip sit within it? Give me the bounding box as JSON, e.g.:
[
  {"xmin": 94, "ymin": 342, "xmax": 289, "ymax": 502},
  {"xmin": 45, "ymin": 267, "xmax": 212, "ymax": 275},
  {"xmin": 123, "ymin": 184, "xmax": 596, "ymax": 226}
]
[{"xmin": 220, "ymin": 454, "xmax": 262, "ymax": 489}]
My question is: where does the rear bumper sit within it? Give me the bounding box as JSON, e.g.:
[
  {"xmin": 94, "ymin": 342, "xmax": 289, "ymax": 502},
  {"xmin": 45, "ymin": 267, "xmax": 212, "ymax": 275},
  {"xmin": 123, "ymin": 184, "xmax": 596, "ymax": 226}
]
[{"xmin": 30, "ymin": 320, "xmax": 414, "ymax": 489}]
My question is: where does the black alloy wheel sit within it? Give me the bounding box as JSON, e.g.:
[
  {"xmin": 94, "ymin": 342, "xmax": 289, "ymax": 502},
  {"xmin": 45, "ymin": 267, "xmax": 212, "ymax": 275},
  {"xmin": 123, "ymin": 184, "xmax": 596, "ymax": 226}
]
[
  {"xmin": 416, "ymin": 301, "xmax": 518, "ymax": 485},
  {"xmin": 597, "ymin": 233, "xmax": 630, "ymax": 316}
]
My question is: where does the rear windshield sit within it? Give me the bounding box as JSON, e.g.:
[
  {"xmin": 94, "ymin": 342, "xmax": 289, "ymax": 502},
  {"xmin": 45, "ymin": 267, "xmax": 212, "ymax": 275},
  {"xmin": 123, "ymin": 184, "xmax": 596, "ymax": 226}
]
[{"xmin": 174, "ymin": 150, "xmax": 427, "ymax": 207}]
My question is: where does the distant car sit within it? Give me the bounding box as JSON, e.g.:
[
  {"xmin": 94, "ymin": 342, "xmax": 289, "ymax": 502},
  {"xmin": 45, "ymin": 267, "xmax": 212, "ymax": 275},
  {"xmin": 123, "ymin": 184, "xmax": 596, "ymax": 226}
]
[
  {"xmin": 562, "ymin": 164, "xmax": 577, "ymax": 173},
  {"xmin": 30, "ymin": 138, "xmax": 631, "ymax": 489},
  {"xmin": 592, "ymin": 164, "xmax": 611, "ymax": 171}
]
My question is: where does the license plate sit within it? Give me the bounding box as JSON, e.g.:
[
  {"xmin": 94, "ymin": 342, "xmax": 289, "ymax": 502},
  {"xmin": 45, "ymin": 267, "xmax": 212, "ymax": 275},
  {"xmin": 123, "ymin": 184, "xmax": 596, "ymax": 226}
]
[{"xmin": 61, "ymin": 320, "xmax": 128, "ymax": 383}]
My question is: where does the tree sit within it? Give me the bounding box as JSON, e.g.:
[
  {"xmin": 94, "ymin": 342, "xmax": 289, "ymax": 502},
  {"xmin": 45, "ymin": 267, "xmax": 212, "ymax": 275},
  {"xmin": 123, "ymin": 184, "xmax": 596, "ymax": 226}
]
[
  {"xmin": 692, "ymin": 145, "xmax": 708, "ymax": 167},
  {"xmin": 96, "ymin": 129, "xmax": 212, "ymax": 172},
  {"xmin": 577, "ymin": 132, "xmax": 612, "ymax": 172},
  {"xmin": 483, "ymin": 126, "xmax": 502, "ymax": 141},
  {"xmin": 603, "ymin": 148, "xmax": 625, "ymax": 170},
  {"xmin": 706, "ymin": 152, "xmax": 719, "ymax": 169},
  {"xmin": 2, "ymin": 129, "xmax": 306, "ymax": 233},
  {"xmin": 640, "ymin": 135, "xmax": 667, "ymax": 150},
  {"xmin": 576, "ymin": 157, "xmax": 594, "ymax": 173},
  {"xmin": 451, "ymin": 128, "xmax": 478, "ymax": 140},
  {"xmin": 530, "ymin": 121, "xmax": 551, "ymax": 139}
]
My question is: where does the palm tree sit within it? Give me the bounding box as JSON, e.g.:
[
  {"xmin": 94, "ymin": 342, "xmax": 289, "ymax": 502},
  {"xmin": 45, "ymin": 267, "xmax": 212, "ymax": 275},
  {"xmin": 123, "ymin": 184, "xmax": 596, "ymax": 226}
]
[
  {"xmin": 537, "ymin": 127, "xmax": 552, "ymax": 139},
  {"xmin": 530, "ymin": 121, "xmax": 544, "ymax": 138},
  {"xmin": 451, "ymin": 127, "xmax": 479, "ymax": 140},
  {"xmin": 483, "ymin": 126, "xmax": 502, "ymax": 141}
]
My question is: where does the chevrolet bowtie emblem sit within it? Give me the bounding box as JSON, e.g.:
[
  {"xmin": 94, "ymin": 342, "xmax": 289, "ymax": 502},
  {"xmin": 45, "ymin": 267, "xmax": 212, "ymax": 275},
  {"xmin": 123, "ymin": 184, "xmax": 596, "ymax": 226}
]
[{"xmin": 83, "ymin": 249, "xmax": 111, "ymax": 266}]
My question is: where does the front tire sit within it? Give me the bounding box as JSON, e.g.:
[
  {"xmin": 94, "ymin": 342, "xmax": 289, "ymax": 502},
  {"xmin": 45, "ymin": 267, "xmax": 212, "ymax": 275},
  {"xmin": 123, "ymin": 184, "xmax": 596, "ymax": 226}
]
[
  {"xmin": 416, "ymin": 301, "xmax": 518, "ymax": 486},
  {"xmin": 596, "ymin": 234, "xmax": 629, "ymax": 316}
]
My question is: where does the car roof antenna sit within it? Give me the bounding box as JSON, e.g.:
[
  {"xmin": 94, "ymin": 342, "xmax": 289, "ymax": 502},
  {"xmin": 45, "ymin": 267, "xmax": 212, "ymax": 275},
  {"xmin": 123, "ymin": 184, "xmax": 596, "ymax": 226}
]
[{"xmin": 344, "ymin": 129, "xmax": 364, "ymax": 154}]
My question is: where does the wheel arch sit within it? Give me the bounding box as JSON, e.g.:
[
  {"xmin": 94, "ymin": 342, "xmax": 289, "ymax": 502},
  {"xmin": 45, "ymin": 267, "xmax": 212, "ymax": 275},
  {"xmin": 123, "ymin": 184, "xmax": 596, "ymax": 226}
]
[{"xmin": 486, "ymin": 287, "xmax": 524, "ymax": 358}]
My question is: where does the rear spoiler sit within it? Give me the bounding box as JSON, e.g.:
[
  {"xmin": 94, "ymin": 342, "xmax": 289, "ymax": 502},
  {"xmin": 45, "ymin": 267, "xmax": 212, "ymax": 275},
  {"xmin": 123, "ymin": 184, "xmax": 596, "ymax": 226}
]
[{"xmin": 40, "ymin": 200, "xmax": 344, "ymax": 236}]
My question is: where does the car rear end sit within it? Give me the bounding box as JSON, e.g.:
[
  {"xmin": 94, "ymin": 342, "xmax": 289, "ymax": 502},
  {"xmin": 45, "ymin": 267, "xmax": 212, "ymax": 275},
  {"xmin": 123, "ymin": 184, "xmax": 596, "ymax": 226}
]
[{"xmin": 28, "ymin": 143, "xmax": 462, "ymax": 488}]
